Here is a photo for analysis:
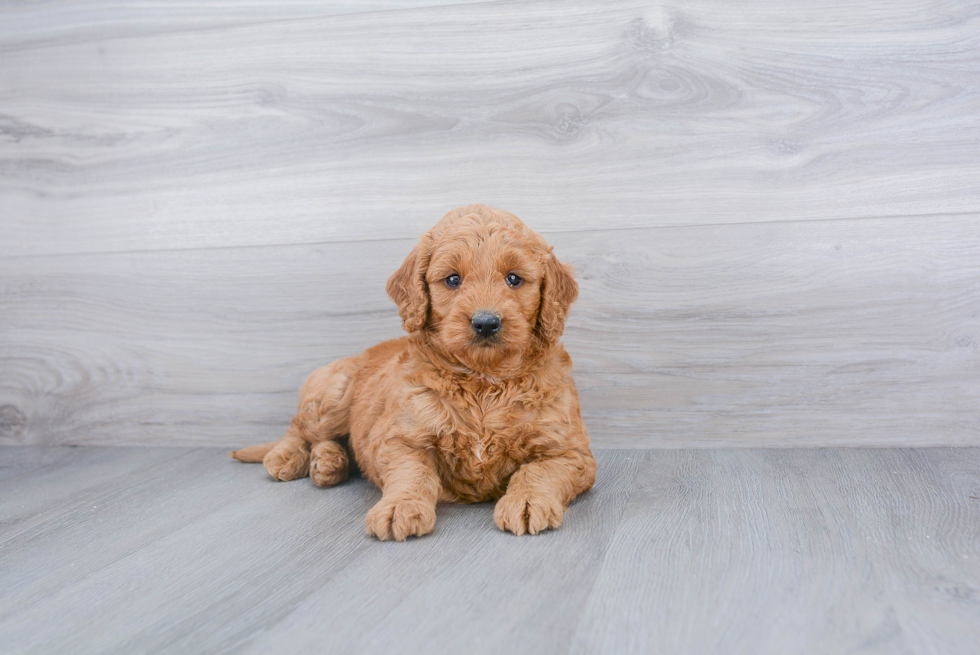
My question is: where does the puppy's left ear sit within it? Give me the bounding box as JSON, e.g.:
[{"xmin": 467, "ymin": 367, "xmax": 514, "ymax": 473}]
[
  {"xmin": 537, "ymin": 248, "xmax": 579, "ymax": 343},
  {"xmin": 387, "ymin": 233, "xmax": 432, "ymax": 333}
]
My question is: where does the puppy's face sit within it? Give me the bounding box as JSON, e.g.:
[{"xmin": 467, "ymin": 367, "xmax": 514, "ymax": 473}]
[
  {"xmin": 387, "ymin": 206, "xmax": 578, "ymax": 376},
  {"xmin": 424, "ymin": 222, "xmax": 542, "ymax": 372}
]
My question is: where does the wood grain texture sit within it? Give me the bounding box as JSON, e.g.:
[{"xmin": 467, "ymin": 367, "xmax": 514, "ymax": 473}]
[
  {"xmin": 2, "ymin": 0, "xmax": 979, "ymax": 256},
  {"xmin": 2, "ymin": 214, "xmax": 977, "ymax": 447},
  {"xmin": 1, "ymin": 447, "xmax": 977, "ymax": 654},
  {"xmin": 0, "ymin": 0, "xmax": 493, "ymax": 52},
  {"xmin": 0, "ymin": 449, "xmax": 638, "ymax": 655},
  {"xmin": 2, "ymin": 0, "xmax": 979, "ymax": 447},
  {"xmin": 570, "ymin": 448, "xmax": 980, "ymax": 654}
]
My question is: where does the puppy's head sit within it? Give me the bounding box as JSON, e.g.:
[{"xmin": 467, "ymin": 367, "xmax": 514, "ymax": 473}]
[{"xmin": 387, "ymin": 205, "xmax": 578, "ymax": 375}]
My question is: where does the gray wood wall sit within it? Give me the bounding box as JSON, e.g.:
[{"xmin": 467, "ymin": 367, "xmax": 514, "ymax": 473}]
[{"xmin": 2, "ymin": 0, "xmax": 978, "ymax": 448}]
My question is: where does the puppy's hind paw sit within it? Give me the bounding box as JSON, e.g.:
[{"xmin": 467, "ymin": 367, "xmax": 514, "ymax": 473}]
[
  {"xmin": 494, "ymin": 491, "xmax": 564, "ymax": 536},
  {"xmin": 262, "ymin": 441, "xmax": 310, "ymax": 481},
  {"xmin": 366, "ymin": 497, "xmax": 437, "ymax": 541},
  {"xmin": 310, "ymin": 440, "xmax": 349, "ymax": 487}
]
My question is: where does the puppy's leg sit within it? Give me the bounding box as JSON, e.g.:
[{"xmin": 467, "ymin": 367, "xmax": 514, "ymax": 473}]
[
  {"xmin": 310, "ymin": 440, "xmax": 349, "ymax": 487},
  {"xmin": 263, "ymin": 434, "xmax": 311, "ymax": 481},
  {"xmin": 261, "ymin": 357, "xmax": 358, "ymax": 482},
  {"xmin": 494, "ymin": 449, "xmax": 596, "ymax": 536},
  {"xmin": 296, "ymin": 356, "xmax": 358, "ymax": 442},
  {"xmin": 365, "ymin": 447, "xmax": 441, "ymax": 542}
]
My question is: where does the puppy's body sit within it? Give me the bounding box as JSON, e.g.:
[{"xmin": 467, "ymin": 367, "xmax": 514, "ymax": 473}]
[{"xmin": 233, "ymin": 205, "xmax": 595, "ymax": 540}]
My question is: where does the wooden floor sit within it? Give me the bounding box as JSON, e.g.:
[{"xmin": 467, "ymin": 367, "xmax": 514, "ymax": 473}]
[{"xmin": 2, "ymin": 447, "xmax": 978, "ymax": 654}]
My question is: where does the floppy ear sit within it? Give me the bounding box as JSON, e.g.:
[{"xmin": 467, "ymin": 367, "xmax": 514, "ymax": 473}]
[
  {"xmin": 537, "ymin": 248, "xmax": 579, "ymax": 343},
  {"xmin": 387, "ymin": 234, "xmax": 432, "ymax": 333}
]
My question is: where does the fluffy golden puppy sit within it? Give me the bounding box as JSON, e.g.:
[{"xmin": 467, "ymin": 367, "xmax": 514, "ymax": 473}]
[{"xmin": 232, "ymin": 205, "xmax": 596, "ymax": 540}]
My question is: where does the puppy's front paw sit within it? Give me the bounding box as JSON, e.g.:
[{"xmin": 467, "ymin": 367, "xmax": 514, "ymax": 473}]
[
  {"xmin": 366, "ymin": 497, "xmax": 437, "ymax": 541},
  {"xmin": 494, "ymin": 491, "xmax": 564, "ymax": 536}
]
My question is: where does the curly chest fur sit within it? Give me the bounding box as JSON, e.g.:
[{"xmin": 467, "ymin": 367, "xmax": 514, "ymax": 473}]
[{"xmin": 428, "ymin": 385, "xmax": 554, "ymax": 503}]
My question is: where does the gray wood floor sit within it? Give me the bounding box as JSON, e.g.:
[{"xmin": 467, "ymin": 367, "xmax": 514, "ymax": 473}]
[
  {"xmin": 2, "ymin": 0, "xmax": 979, "ymax": 449},
  {"xmin": 1, "ymin": 447, "xmax": 978, "ymax": 654}
]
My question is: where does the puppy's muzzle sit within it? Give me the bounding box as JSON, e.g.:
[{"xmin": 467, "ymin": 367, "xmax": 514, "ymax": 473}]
[{"xmin": 471, "ymin": 310, "xmax": 502, "ymax": 340}]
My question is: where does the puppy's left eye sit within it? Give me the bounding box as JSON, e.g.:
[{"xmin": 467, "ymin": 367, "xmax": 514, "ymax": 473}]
[{"xmin": 505, "ymin": 273, "xmax": 523, "ymax": 287}]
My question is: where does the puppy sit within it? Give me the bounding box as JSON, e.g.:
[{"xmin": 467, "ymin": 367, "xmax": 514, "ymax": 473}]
[{"xmin": 232, "ymin": 205, "xmax": 596, "ymax": 540}]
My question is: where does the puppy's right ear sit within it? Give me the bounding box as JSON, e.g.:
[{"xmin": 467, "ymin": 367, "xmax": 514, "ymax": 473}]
[{"xmin": 387, "ymin": 233, "xmax": 432, "ymax": 333}]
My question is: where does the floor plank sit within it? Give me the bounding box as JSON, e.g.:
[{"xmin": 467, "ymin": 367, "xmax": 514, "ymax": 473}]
[
  {"xmin": 0, "ymin": 447, "xmax": 977, "ymax": 654},
  {"xmin": 827, "ymin": 449, "xmax": 980, "ymax": 655},
  {"xmin": 239, "ymin": 451, "xmax": 640, "ymax": 655},
  {"xmin": 570, "ymin": 449, "xmax": 980, "ymax": 654},
  {"xmin": 0, "ymin": 449, "xmax": 637, "ymax": 654},
  {"xmin": 0, "ymin": 0, "xmax": 494, "ymax": 51},
  {"xmin": 2, "ymin": 215, "xmax": 977, "ymax": 448},
  {"xmin": 2, "ymin": 0, "xmax": 979, "ymax": 256}
]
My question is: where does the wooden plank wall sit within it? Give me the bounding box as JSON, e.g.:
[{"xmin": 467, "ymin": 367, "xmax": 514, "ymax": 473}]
[{"xmin": 1, "ymin": 0, "xmax": 978, "ymax": 447}]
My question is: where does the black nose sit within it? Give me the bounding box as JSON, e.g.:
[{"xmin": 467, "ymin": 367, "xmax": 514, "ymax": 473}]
[{"xmin": 471, "ymin": 311, "xmax": 502, "ymax": 339}]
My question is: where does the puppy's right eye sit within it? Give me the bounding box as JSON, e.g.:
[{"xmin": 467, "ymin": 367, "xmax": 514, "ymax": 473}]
[{"xmin": 445, "ymin": 274, "xmax": 462, "ymax": 288}]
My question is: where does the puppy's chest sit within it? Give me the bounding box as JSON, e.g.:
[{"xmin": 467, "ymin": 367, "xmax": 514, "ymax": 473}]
[{"xmin": 431, "ymin": 389, "xmax": 537, "ymax": 498}]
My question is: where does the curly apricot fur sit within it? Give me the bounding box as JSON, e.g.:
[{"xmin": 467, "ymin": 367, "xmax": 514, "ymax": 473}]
[{"xmin": 232, "ymin": 205, "xmax": 596, "ymax": 540}]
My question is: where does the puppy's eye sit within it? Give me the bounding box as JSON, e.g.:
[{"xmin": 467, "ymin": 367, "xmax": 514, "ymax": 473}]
[
  {"xmin": 505, "ymin": 273, "xmax": 523, "ymax": 287},
  {"xmin": 445, "ymin": 274, "xmax": 462, "ymax": 288}
]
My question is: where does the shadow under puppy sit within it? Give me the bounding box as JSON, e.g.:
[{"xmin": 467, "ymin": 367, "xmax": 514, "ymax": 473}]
[{"xmin": 232, "ymin": 204, "xmax": 596, "ymax": 540}]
